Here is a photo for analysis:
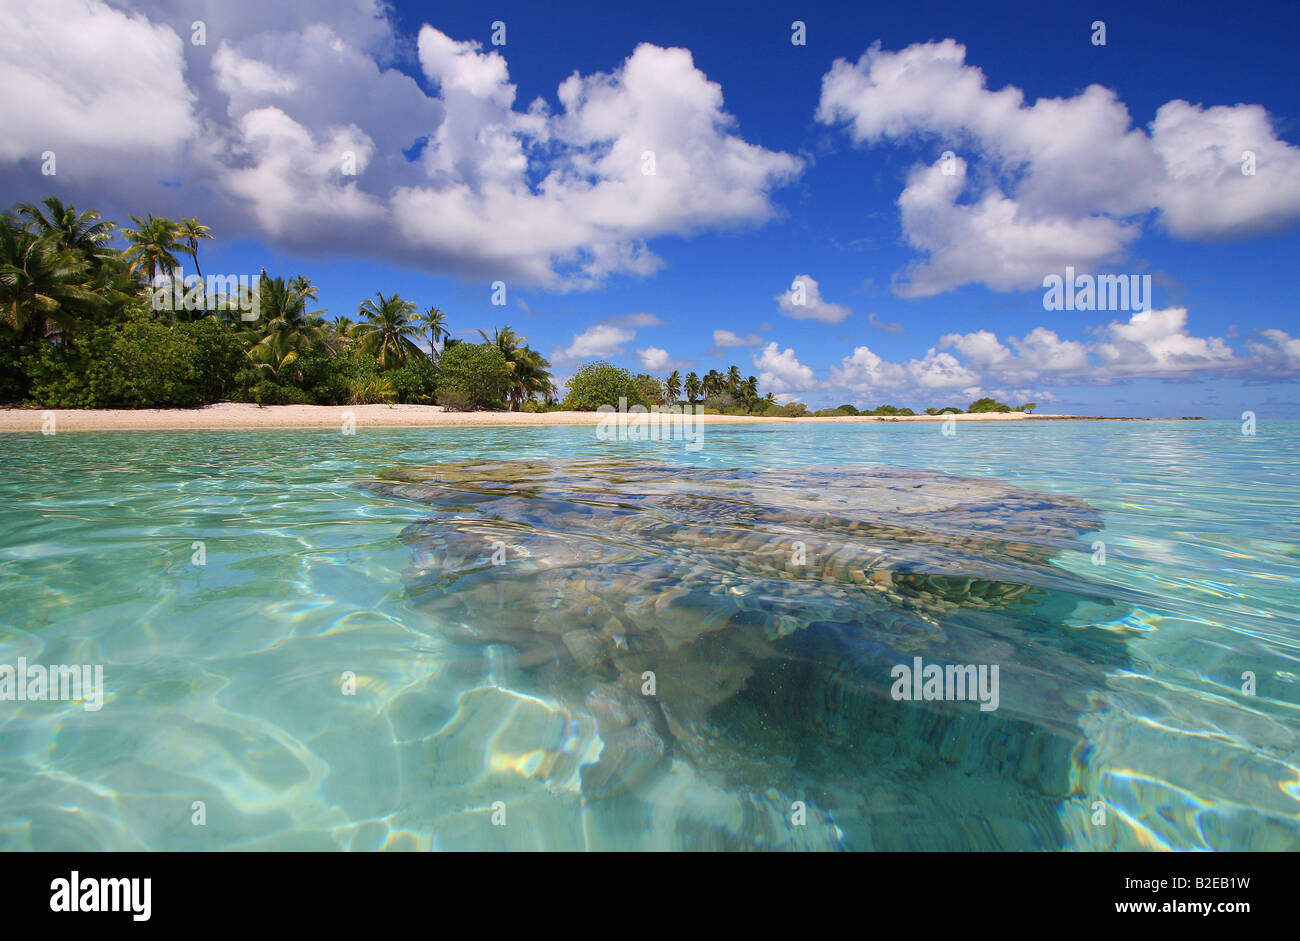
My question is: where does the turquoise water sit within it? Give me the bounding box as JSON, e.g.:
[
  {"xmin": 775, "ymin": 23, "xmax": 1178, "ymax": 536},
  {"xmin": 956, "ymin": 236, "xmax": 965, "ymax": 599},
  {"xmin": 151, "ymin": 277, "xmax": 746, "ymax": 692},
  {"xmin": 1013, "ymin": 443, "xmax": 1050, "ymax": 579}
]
[{"xmin": 1, "ymin": 420, "xmax": 1298, "ymax": 851}]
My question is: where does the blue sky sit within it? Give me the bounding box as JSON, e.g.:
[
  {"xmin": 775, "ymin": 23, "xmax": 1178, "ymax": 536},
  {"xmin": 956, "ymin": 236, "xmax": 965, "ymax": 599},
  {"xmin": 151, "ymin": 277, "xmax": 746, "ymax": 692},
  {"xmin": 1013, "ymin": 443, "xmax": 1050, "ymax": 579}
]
[{"xmin": 2, "ymin": 0, "xmax": 1298, "ymax": 416}]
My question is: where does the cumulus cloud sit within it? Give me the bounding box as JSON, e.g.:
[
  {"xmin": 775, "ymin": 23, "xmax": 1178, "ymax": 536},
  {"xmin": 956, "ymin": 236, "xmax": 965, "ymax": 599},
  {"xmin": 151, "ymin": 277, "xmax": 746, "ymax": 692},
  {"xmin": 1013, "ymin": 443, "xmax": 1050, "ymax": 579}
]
[
  {"xmin": 635, "ymin": 346, "xmax": 690, "ymax": 372},
  {"xmin": 775, "ymin": 274, "xmax": 853, "ymax": 322},
  {"xmin": 550, "ymin": 324, "xmax": 635, "ymax": 364},
  {"xmin": 0, "ymin": 2, "xmax": 801, "ymax": 289},
  {"xmin": 0, "ymin": 0, "xmax": 197, "ymax": 169},
  {"xmin": 817, "ymin": 40, "xmax": 1300, "ymax": 296},
  {"xmin": 1247, "ymin": 329, "xmax": 1300, "ymax": 372},
  {"xmin": 713, "ymin": 329, "xmax": 762, "ymax": 348},
  {"xmin": 753, "ymin": 341, "xmax": 818, "ymax": 394},
  {"xmin": 220, "ymin": 107, "xmax": 385, "ymax": 235},
  {"xmin": 1091, "ymin": 308, "xmax": 1238, "ymax": 376}
]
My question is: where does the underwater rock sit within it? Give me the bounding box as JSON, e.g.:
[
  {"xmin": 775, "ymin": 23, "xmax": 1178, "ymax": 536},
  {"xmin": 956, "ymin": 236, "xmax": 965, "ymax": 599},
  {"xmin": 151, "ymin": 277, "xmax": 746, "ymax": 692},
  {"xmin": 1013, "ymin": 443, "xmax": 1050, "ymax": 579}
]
[{"xmin": 370, "ymin": 459, "xmax": 1134, "ymax": 849}]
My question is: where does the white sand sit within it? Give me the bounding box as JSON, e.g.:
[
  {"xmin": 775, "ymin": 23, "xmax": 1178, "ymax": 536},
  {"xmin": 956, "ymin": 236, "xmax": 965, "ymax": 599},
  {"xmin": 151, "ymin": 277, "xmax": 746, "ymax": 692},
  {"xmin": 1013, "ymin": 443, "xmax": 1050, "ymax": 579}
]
[{"xmin": 0, "ymin": 403, "xmax": 1093, "ymax": 432}]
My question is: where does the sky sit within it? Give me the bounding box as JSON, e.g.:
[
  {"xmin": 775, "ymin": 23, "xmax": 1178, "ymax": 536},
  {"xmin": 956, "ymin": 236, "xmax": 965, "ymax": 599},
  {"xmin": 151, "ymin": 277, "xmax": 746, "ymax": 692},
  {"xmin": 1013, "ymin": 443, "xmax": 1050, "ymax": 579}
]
[{"xmin": 1, "ymin": 0, "xmax": 1298, "ymax": 416}]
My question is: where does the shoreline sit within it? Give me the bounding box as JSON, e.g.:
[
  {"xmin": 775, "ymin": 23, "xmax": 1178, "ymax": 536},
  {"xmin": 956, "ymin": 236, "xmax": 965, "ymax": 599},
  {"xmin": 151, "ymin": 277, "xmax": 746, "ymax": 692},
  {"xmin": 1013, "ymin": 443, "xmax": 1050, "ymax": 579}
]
[{"xmin": 0, "ymin": 403, "xmax": 1183, "ymax": 432}]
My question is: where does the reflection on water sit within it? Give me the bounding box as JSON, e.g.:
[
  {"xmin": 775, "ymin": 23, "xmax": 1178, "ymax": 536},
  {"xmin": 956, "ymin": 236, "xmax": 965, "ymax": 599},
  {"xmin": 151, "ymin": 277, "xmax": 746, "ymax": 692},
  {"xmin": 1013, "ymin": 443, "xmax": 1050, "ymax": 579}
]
[{"xmin": 370, "ymin": 459, "xmax": 1136, "ymax": 849}]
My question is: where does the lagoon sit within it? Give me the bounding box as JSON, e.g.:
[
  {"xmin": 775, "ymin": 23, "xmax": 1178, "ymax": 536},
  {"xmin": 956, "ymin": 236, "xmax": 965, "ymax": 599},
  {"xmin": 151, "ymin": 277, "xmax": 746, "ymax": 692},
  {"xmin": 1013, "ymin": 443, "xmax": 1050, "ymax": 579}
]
[{"xmin": 0, "ymin": 420, "xmax": 1297, "ymax": 850}]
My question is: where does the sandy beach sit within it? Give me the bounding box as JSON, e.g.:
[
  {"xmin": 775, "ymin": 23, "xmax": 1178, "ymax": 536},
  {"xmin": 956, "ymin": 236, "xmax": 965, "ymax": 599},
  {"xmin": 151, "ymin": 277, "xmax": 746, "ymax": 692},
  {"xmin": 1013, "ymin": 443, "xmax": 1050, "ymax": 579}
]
[{"xmin": 0, "ymin": 403, "xmax": 1116, "ymax": 432}]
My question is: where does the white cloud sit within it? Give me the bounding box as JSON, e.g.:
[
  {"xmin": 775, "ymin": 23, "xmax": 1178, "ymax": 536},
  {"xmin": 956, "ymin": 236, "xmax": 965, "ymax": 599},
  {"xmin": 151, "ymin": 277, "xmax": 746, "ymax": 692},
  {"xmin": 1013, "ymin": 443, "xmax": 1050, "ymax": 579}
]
[
  {"xmin": 1091, "ymin": 308, "xmax": 1238, "ymax": 376},
  {"xmin": 0, "ymin": 0, "xmax": 197, "ymax": 167},
  {"xmin": 1247, "ymin": 329, "xmax": 1300, "ymax": 371},
  {"xmin": 713, "ymin": 329, "xmax": 762, "ymax": 347},
  {"xmin": 827, "ymin": 308, "xmax": 1278, "ymax": 404},
  {"xmin": 220, "ymin": 107, "xmax": 385, "ymax": 235},
  {"xmin": 636, "ymin": 346, "xmax": 688, "ymax": 371},
  {"xmin": 753, "ymin": 341, "xmax": 818, "ymax": 394},
  {"xmin": 389, "ymin": 35, "xmax": 803, "ymax": 287},
  {"xmin": 551, "ymin": 324, "xmax": 635, "ymax": 364},
  {"xmin": 0, "ymin": 5, "xmax": 801, "ymax": 289},
  {"xmin": 817, "ymin": 40, "xmax": 1300, "ymax": 296},
  {"xmin": 1010, "ymin": 327, "xmax": 1091, "ymax": 375},
  {"xmin": 830, "ymin": 345, "xmax": 907, "ymax": 396},
  {"xmin": 1152, "ymin": 100, "xmax": 1300, "ymax": 239},
  {"xmin": 775, "ymin": 274, "xmax": 853, "ymax": 322}
]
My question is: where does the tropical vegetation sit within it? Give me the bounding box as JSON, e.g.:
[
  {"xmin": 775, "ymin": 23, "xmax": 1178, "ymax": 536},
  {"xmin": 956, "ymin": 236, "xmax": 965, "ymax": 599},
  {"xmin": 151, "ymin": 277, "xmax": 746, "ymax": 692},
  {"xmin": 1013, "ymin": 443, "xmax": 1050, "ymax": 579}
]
[{"xmin": 0, "ymin": 197, "xmax": 1042, "ymax": 417}]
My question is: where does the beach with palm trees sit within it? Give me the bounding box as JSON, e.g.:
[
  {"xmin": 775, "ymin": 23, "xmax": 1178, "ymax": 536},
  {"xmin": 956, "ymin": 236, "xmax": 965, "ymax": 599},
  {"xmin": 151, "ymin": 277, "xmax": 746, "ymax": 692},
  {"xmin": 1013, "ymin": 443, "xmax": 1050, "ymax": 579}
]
[{"xmin": 1, "ymin": 196, "xmax": 1082, "ymax": 428}]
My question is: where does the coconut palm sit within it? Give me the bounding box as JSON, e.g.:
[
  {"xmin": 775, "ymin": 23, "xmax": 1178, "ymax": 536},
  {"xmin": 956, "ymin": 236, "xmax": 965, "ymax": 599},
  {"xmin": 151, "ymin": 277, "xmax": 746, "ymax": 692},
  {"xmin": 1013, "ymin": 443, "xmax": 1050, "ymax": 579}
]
[
  {"xmin": 740, "ymin": 375, "xmax": 759, "ymax": 412},
  {"xmin": 684, "ymin": 371, "xmax": 701, "ymax": 403},
  {"xmin": 258, "ymin": 274, "xmax": 326, "ymax": 349},
  {"xmin": 420, "ymin": 306, "xmax": 449, "ymax": 358},
  {"xmin": 0, "ymin": 220, "xmax": 100, "ymax": 343},
  {"xmin": 247, "ymin": 332, "xmax": 302, "ymax": 382},
  {"xmin": 478, "ymin": 325, "xmax": 554, "ymax": 410},
  {"xmin": 726, "ymin": 364, "xmax": 741, "ymax": 394},
  {"xmin": 703, "ymin": 369, "xmax": 724, "ymax": 398},
  {"xmin": 16, "ymin": 197, "xmax": 114, "ymax": 262},
  {"xmin": 176, "ymin": 217, "xmax": 213, "ymax": 280},
  {"xmin": 666, "ymin": 370, "xmax": 681, "ymax": 403},
  {"xmin": 356, "ymin": 292, "xmax": 423, "ymax": 369},
  {"xmin": 288, "ymin": 274, "xmax": 318, "ymax": 302},
  {"xmin": 120, "ymin": 214, "xmax": 184, "ymax": 287}
]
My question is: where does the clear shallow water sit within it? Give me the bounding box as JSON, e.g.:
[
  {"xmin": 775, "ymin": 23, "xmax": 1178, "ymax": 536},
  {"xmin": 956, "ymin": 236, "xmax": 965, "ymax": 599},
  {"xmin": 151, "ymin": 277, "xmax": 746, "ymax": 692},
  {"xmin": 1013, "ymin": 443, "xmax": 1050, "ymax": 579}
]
[{"xmin": 0, "ymin": 420, "xmax": 1297, "ymax": 850}]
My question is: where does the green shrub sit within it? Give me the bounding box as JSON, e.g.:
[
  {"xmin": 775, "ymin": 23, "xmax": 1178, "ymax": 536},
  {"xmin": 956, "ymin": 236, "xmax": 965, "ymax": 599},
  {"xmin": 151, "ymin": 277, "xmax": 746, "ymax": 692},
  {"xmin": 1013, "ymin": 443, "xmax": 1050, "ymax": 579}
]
[
  {"xmin": 633, "ymin": 373, "xmax": 665, "ymax": 407},
  {"xmin": 0, "ymin": 343, "xmax": 25, "ymax": 403},
  {"xmin": 291, "ymin": 347, "xmax": 353, "ymax": 405},
  {"xmin": 385, "ymin": 359, "xmax": 437, "ymax": 404},
  {"xmin": 182, "ymin": 320, "xmax": 249, "ymax": 403},
  {"xmin": 24, "ymin": 321, "xmax": 196, "ymax": 407},
  {"xmin": 561, "ymin": 360, "xmax": 644, "ymax": 411},
  {"xmin": 245, "ymin": 379, "xmax": 310, "ymax": 405},
  {"xmin": 348, "ymin": 376, "xmax": 398, "ymax": 404},
  {"xmin": 436, "ymin": 342, "xmax": 510, "ymax": 410},
  {"xmin": 766, "ymin": 401, "xmax": 808, "ymax": 417},
  {"xmin": 968, "ymin": 397, "xmax": 1011, "ymax": 413}
]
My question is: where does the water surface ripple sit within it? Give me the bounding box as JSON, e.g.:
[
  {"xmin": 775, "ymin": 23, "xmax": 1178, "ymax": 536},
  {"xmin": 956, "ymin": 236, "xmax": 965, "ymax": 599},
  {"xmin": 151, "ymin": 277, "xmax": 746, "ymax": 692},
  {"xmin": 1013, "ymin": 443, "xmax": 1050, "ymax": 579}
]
[{"xmin": 0, "ymin": 421, "xmax": 1296, "ymax": 850}]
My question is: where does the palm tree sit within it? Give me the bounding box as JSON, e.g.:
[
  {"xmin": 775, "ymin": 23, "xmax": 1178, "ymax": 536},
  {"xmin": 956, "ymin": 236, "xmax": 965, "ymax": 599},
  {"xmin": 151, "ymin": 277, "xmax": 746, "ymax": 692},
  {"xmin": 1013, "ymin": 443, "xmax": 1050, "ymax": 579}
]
[
  {"xmin": 16, "ymin": 197, "xmax": 114, "ymax": 263},
  {"xmin": 479, "ymin": 325, "xmax": 554, "ymax": 410},
  {"xmin": 0, "ymin": 220, "xmax": 100, "ymax": 343},
  {"xmin": 176, "ymin": 217, "xmax": 213, "ymax": 280},
  {"xmin": 258, "ymin": 274, "xmax": 326, "ymax": 349},
  {"xmin": 419, "ymin": 306, "xmax": 449, "ymax": 359},
  {"xmin": 120, "ymin": 214, "xmax": 184, "ymax": 287},
  {"xmin": 356, "ymin": 292, "xmax": 423, "ymax": 369},
  {"xmin": 684, "ymin": 371, "xmax": 701, "ymax": 403},
  {"xmin": 666, "ymin": 370, "xmax": 681, "ymax": 403},
  {"xmin": 726, "ymin": 364, "xmax": 741, "ymax": 394},
  {"xmin": 288, "ymin": 274, "xmax": 318, "ymax": 302},
  {"xmin": 247, "ymin": 331, "xmax": 302, "ymax": 383},
  {"xmin": 511, "ymin": 346, "xmax": 555, "ymax": 409},
  {"xmin": 740, "ymin": 375, "xmax": 759, "ymax": 412},
  {"xmin": 703, "ymin": 369, "xmax": 724, "ymax": 398}
]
